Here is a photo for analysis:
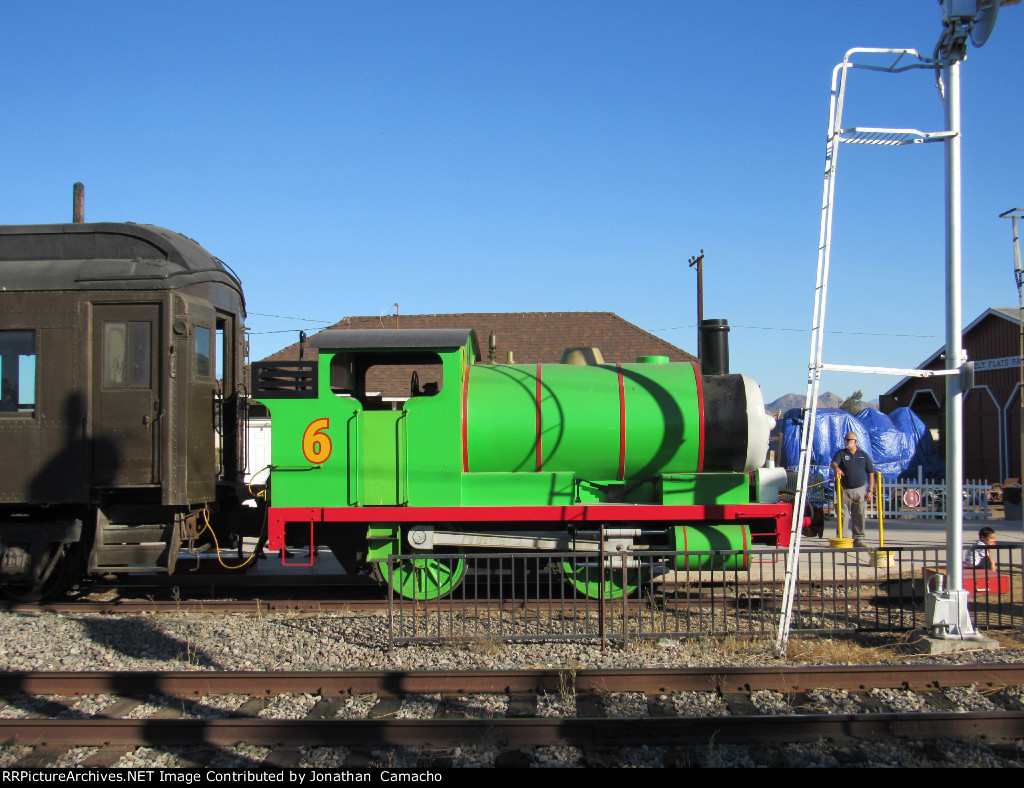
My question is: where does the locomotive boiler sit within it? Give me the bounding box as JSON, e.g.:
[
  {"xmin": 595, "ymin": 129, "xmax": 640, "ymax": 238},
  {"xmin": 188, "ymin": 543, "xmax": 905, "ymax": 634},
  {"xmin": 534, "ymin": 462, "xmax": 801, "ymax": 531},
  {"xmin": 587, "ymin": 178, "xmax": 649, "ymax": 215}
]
[{"xmin": 253, "ymin": 328, "xmax": 793, "ymax": 599}]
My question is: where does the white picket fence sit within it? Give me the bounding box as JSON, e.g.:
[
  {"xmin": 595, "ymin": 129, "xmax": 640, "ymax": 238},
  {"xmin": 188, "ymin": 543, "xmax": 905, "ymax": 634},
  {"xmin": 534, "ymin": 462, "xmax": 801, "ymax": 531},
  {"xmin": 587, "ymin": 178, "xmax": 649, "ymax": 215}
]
[{"xmin": 868, "ymin": 477, "xmax": 990, "ymax": 520}]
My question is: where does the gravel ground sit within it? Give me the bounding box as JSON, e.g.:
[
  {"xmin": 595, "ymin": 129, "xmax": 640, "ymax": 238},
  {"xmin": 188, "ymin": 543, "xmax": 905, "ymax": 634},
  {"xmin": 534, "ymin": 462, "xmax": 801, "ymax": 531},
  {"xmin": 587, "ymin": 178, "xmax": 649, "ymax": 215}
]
[
  {"xmin": 536, "ymin": 691, "xmax": 575, "ymax": 717},
  {"xmin": 670, "ymin": 690, "xmax": 729, "ymax": 717},
  {"xmin": 2, "ymin": 609, "xmax": 1024, "ymax": 768},
  {"xmin": 942, "ymin": 684, "xmax": 1000, "ymax": 711},
  {"xmin": 298, "ymin": 747, "xmax": 349, "ymax": 768},
  {"xmin": 804, "ymin": 688, "xmax": 862, "ymax": 714},
  {"xmin": 870, "ymin": 687, "xmax": 929, "ymax": 712},
  {"xmin": 258, "ymin": 693, "xmax": 319, "ymax": 719},
  {"xmin": 5, "ymin": 609, "xmax": 1024, "ymax": 674},
  {"xmin": 338, "ymin": 694, "xmax": 378, "ymax": 718},
  {"xmin": 750, "ymin": 689, "xmax": 791, "ymax": 715}
]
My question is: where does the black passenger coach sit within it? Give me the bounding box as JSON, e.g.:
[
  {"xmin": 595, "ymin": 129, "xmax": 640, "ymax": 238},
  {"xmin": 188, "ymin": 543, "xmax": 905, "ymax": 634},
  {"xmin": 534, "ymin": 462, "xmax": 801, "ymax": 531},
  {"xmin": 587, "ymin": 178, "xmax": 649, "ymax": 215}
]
[{"xmin": 0, "ymin": 223, "xmax": 257, "ymax": 600}]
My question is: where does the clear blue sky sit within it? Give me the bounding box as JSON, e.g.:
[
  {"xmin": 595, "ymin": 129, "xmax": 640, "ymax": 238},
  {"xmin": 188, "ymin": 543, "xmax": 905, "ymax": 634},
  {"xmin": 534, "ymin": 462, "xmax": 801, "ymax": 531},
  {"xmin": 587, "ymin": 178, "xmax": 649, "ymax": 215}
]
[{"xmin": 2, "ymin": 1, "xmax": 1021, "ymax": 403}]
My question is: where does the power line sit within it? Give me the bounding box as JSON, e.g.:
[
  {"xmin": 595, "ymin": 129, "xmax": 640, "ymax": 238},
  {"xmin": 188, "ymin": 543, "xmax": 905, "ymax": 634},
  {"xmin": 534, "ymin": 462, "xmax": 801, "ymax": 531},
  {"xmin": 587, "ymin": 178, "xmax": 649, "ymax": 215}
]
[
  {"xmin": 247, "ymin": 327, "xmax": 333, "ymax": 335},
  {"xmin": 247, "ymin": 311, "xmax": 942, "ymax": 341},
  {"xmin": 650, "ymin": 323, "xmax": 942, "ymax": 339},
  {"xmin": 249, "ymin": 311, "xmax": 336, "ymax": 323}
]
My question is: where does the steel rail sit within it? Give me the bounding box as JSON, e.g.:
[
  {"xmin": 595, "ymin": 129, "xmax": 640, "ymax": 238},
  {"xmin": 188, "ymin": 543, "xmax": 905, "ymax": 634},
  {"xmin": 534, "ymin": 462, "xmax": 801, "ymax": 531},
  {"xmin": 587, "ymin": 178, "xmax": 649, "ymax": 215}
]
[
  {"xmin": 2, "ymin": 665, "xmax": 1024, "ymax": 697},
  {"xmin": 0, "ymin": 599, "xmax": 387, "ymax": 614},
  {"xmin": 3, "ymin": 712, "xmax": 1023, "ymax": 748},
  {"xmin": 0, "ymin": 578, "xmax": 913, "ymax": 615}
]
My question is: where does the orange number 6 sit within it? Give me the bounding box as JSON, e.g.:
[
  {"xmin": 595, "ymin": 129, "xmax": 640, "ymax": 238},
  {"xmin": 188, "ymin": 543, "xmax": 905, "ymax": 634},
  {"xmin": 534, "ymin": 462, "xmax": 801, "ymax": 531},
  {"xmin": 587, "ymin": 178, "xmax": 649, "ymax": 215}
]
[{"xmin": 302, "ymin": 418, "xmax": 332, "ymax": 463}]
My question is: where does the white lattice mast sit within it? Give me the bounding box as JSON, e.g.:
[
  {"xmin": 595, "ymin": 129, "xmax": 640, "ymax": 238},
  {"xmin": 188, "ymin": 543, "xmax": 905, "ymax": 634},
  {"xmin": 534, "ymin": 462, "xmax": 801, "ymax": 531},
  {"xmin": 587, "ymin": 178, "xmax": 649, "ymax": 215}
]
[{"xmin": 777, "ymin": 0, "xmax": 1019, "ymax": 653}]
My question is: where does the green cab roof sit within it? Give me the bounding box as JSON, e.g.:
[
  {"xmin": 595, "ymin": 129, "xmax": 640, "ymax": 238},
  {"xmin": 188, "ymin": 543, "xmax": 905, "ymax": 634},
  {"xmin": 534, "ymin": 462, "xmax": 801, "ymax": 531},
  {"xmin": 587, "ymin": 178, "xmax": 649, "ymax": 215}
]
[{"xmin": 308, "ymin": 328, "xmax": 480, "ymax": 358}]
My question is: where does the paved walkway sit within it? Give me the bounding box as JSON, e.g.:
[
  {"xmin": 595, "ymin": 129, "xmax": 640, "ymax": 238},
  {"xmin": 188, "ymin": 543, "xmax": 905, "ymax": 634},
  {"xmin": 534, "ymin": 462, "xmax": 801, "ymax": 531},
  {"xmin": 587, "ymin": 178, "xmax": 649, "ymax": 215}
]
[{"xmin": 810, "ymin": 510, "xmax": 1020, "ymax": 549}]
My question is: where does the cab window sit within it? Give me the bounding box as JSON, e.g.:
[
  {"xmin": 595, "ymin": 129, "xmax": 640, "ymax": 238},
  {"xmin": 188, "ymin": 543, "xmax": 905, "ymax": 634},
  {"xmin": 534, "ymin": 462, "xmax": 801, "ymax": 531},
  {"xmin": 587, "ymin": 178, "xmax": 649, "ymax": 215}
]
[{"xmin": 329, "ymin": 351, "xmax": 443, "ymax": 410}]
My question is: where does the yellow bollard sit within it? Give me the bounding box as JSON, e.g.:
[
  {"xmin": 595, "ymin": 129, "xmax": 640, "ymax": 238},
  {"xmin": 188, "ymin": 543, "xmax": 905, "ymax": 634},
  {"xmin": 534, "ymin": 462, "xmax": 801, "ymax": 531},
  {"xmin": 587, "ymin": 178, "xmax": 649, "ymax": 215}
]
[
  {"xmin": 877, "ymin": 471, "xmax": 885, "ymax": 548},
  {"xmin": 830, "ymin": 474, "xmax": 853, "ymax": 549},
  {"xmin": 836, "ymin": 474, "xmax": 843, "ymax": 538},
  {"xmin": 872, "ymin": 471, "xmax": 893, "ymax": 567}
]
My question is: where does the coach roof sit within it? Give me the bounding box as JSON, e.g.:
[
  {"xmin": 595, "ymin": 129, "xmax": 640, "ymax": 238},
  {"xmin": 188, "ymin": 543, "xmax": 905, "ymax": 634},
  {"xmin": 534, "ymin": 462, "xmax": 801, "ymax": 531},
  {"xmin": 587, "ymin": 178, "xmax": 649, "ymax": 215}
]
[{"xmin": 0, "ymin": 222, "xmax": 243, "ymax": 298}]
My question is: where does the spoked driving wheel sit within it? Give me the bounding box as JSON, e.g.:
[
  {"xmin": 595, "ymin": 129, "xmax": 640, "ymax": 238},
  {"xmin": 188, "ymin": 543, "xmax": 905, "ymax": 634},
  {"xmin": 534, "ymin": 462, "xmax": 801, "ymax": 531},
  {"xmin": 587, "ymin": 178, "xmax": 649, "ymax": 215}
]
[
  {"xmin": 369, "ymin": 525, "xmax": 466, "ymax": 601},
  {"xmin": 561, "ymin": 557, "xmax": 640, "ymax": 600},
  {"xmin": 383, "ymin": 553, "xmax": 466, "ymax": 600}
]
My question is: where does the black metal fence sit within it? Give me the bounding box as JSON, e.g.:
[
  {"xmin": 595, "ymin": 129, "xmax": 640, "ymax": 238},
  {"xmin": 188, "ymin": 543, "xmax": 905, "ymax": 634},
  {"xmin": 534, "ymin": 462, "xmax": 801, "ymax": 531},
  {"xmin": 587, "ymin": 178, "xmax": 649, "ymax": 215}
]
[{"xmin": 386, "ymin": 545, "xmax": 1023, "ymax": 646}]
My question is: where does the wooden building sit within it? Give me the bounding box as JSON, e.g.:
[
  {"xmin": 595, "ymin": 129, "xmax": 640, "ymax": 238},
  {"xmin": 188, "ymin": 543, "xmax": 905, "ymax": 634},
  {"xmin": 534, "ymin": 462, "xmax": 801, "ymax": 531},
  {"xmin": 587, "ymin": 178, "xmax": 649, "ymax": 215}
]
[{"xmin": 881, "ymin": 307, "xmax": 1023, "ymax": 482}]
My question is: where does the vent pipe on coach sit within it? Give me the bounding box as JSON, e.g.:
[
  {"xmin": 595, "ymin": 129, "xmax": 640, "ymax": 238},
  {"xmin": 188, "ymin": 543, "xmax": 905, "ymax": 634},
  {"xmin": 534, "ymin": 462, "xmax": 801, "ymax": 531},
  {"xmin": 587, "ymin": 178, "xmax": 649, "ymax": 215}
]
[
  {"xmin": 73, "ymin": 183, "xmax": 84, "ymax": 223},
  {"xmin": 699, "ymin": 318, "xmax": 730, "ymax": 376}
]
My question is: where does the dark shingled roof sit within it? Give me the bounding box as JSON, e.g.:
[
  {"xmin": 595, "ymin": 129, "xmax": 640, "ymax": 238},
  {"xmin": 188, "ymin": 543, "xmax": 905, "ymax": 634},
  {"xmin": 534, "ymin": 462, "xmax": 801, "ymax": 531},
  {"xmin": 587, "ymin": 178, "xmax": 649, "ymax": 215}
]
[{"xmin": 259, "ymin": 312, "xmax": 694, "ymax": 399}]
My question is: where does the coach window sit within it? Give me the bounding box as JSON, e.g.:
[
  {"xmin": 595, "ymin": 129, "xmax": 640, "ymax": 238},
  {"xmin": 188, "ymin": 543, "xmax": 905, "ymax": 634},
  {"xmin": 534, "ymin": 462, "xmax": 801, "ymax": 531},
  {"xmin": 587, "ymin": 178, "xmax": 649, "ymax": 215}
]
[
  {"xmin": 195, "ymin": 326, "xmax": 212, "ymax": 379},
  {"xmin": 0, "ymin": 330, "xmax": 36, "ymax": 414},
  {"xmin": 104, "ymin": 322, "xmax": 152, "ymax": 389}
]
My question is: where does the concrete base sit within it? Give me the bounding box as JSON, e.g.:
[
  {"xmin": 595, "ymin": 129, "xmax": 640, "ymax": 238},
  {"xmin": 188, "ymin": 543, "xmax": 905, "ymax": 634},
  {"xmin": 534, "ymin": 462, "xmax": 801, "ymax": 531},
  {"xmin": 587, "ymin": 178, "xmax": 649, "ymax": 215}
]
[{"xmin": 906, "ymin": 628, "xmax": 1000, "ymax": 655}]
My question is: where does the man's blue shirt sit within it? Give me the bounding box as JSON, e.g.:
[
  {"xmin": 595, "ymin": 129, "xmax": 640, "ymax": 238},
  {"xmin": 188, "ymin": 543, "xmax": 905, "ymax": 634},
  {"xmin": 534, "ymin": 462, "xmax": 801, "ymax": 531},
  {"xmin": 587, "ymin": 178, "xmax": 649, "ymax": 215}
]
[{"xmin": 831, "ymin": 447, "xmax": 874, "ymax": 489}]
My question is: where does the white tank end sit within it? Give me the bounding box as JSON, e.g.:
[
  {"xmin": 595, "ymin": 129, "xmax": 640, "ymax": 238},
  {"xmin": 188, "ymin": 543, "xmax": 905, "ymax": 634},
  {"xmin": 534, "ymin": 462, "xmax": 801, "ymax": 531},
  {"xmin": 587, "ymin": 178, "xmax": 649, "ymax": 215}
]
[{"xmin": 740, "ymin": 375, "xmax": 773, "ymax": 472}]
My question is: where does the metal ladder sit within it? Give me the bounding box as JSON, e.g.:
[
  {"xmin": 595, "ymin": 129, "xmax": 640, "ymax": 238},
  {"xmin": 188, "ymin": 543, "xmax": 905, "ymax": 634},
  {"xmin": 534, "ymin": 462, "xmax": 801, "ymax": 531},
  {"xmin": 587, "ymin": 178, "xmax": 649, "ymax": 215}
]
[{"xmin": 776, "ymin": 48, "xmax": 960, "ymax": 653}]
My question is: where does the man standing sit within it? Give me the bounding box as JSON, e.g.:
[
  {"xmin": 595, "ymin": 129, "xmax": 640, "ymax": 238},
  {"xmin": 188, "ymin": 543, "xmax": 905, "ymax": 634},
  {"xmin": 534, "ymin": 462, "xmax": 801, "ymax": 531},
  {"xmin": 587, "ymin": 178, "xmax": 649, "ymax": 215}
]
[{"xmin": 830, "ymin": 432, "xmax": 875, "ymax": 548}]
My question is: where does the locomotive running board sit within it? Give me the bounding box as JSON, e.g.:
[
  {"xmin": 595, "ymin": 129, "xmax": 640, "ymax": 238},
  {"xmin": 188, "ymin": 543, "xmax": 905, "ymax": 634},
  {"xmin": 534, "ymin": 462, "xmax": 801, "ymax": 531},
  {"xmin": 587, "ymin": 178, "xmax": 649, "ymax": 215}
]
[
  {"xmin": 266, "ymin": 503, "xmax": 790, "ymax": 553},
  {"xmin": 273, "ymin": 503, "xmax": 790, "ymax": 523}
]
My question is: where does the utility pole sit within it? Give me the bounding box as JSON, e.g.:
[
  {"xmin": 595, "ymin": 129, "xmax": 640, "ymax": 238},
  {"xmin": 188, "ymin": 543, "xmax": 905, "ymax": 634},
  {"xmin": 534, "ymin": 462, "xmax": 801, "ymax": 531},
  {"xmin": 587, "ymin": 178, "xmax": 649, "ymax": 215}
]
[
  {"xmin": 688, "ymin": 249, "xmax": 705, "ymax": 360},
  {"xmin": 1002, "ymin": 208, "xmax": 1024, "ymax": 484}
]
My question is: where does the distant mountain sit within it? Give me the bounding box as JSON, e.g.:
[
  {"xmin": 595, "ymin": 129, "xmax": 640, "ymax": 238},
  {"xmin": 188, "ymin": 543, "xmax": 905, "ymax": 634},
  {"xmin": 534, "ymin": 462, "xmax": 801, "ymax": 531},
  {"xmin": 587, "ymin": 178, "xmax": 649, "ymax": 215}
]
[{"xmin": 765, "ymin": 391, "xmax": 844, "ymax": 416}]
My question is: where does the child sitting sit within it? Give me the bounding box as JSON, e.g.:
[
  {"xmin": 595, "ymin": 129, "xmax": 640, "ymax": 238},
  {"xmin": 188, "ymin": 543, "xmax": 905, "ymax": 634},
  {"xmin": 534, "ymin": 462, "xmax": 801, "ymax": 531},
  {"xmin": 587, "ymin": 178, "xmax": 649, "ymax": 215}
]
[{"xmin": 964, "ymin": 527, "xmax": 997, "ymax": 570}]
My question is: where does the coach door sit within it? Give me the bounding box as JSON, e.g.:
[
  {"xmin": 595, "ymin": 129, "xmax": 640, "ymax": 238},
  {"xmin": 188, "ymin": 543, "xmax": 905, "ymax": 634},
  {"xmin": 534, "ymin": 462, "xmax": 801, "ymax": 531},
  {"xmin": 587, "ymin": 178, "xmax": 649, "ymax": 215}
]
[{"xmin": 92, "ymin": 304, "xmax": 161, "ymax": 486}]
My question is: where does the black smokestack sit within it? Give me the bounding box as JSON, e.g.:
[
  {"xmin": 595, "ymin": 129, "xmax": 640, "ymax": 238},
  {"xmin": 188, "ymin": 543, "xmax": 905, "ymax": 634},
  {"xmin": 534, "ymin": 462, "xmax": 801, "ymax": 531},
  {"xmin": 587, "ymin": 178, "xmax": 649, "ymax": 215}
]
[{"xmin": 699, "ymin": 318, "xmax": 730, "ymax": 376}]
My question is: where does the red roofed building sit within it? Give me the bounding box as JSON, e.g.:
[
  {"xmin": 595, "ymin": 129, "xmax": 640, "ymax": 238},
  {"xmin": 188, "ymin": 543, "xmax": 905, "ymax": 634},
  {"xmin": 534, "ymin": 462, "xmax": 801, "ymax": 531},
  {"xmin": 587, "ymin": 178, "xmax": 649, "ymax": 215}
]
[{"xmin": 260, "ymin": 311, "xmax": 694, "ymax": 398}]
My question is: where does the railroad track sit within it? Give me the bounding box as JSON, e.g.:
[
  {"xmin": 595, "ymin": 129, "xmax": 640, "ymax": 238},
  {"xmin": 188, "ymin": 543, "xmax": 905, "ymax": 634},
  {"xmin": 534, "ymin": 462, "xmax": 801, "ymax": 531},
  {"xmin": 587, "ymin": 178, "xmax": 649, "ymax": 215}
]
[
  {"xmin": 0, "ymin": 578, "xmax": 900, "ymax": 615},
  {"xmin": 2, "ymin": 666, "xmax": 1024, "ymax": 767},
  {"xmin": 0, "ymin": 599, "xmax": 388, "ymax": 614}
]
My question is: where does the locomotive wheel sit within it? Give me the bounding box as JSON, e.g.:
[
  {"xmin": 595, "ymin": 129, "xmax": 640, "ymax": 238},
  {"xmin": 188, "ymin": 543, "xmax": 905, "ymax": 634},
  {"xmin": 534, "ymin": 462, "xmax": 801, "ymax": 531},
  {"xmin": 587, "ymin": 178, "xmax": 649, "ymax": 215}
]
[
  {"xmin": 372, "ymin": 551, "xmax": 466, "ymax": 600},
  {"xmin": 561, "ymin": 558, "xmax": 639, "ymax": 600},
  {"xmin": 367, "ymin": 526, "xmax": 466, "ymax": 600},
  {"xmin": 2, "ymin": 544, "xmax": 71, "ymax": 603}
]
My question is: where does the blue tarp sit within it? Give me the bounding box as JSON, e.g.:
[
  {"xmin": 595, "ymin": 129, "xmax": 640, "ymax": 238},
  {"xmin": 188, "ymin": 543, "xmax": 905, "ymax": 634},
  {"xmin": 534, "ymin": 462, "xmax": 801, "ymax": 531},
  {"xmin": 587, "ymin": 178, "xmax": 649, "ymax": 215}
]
[
  {"xmin": 887, "ymin": 406, "xmax": 945, "ymax": 479},
  {"xmin": 855, "ymin": 408, "xmax": 907, "ymax": 480},
  {"xmin": 778, "ymin": 406, "xmax": 944, "ymax": 482}
]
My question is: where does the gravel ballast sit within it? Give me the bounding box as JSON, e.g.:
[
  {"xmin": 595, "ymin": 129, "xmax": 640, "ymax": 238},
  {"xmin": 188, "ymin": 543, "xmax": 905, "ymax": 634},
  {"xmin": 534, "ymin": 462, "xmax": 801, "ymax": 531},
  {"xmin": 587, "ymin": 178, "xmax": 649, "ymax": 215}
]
[
  {"xmin": 2, "ymin": 609, "xmax": 1024, "ymax": 767},
  {"xmin": 5, "ymin": 609, "xmax": 1024, "ymax": 673}
]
